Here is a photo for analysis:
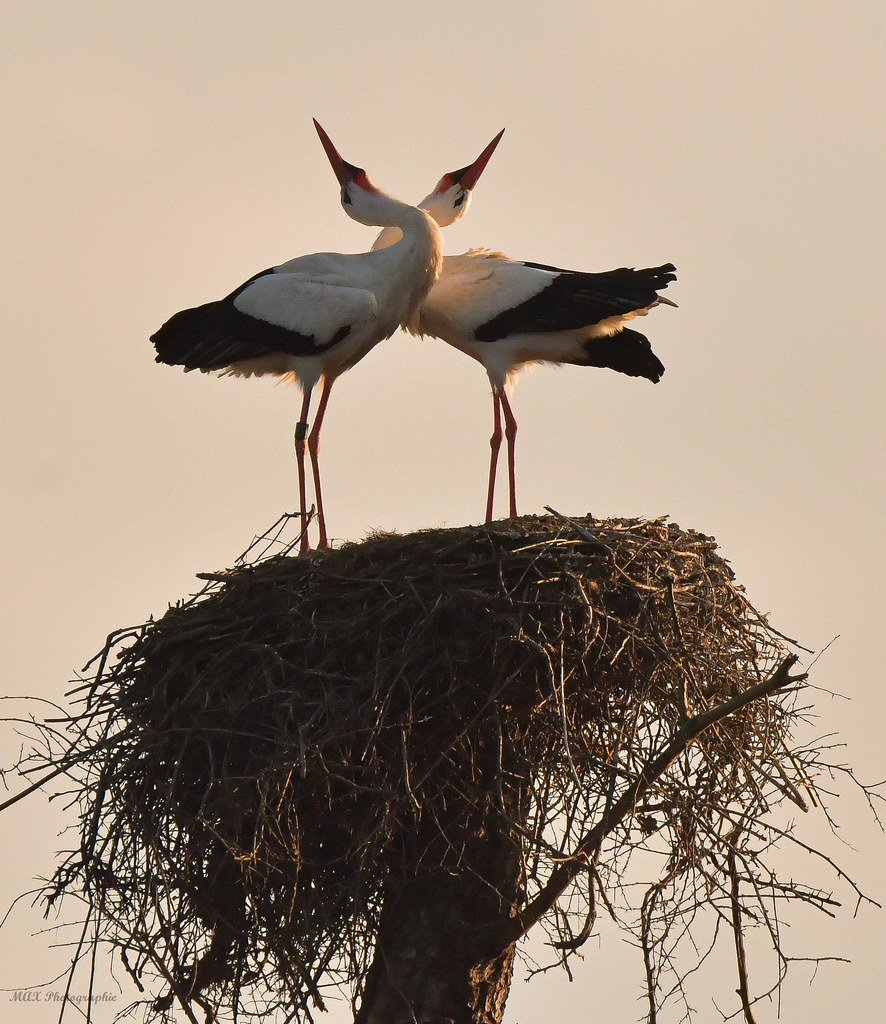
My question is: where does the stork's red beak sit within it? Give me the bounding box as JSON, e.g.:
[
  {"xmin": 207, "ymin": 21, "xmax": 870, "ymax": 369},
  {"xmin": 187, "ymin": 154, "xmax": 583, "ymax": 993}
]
[
  {"xmin": 438, "ymin": 128, "xmax": 505, "ymax": 193},
  {"xmin": 313, "ymin": 118, "xmax": 367, "ymax": 187}
]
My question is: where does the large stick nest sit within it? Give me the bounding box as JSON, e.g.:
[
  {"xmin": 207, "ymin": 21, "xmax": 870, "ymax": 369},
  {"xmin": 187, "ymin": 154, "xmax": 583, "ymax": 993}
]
[{"xmin": 41, "ymin": 514, "xmax": 832, "ymax": 1021}]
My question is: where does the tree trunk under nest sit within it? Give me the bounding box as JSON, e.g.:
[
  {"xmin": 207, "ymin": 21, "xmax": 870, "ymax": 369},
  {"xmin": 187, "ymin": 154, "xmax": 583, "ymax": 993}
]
[
  {"xmin": 356, "ymin": 760, "xmax": 526, "ymax": 1024},
  {"xmin": 356, "ymin": 869, "xmax": 518, "ymax": 1024}
]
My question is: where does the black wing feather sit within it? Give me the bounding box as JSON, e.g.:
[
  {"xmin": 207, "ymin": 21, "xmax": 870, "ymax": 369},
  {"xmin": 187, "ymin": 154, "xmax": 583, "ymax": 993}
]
[
  {"xmin": 475, "ymin": 263, "xmax": 676, "ymax": 343},
  {"xmin": 151, "ymin": 269, "xmax": 327, "ymax": 370}
]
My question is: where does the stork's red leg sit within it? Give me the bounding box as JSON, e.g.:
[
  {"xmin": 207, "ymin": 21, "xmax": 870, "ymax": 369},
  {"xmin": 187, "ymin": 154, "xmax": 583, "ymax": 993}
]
[
  {"xmin": 499, "ymin": 388, "xmax": 518, "ymax": 519},
  {"xmin": 308, "ymin": 377, "xmax": 334, "ymax": 550},
  {"xmin": 485, "ymin": 389, "xmax": 503, "ymax": 523},
  {"xmin": 295, "ymin": 389, "xmax": 313, "ymax": 553}
]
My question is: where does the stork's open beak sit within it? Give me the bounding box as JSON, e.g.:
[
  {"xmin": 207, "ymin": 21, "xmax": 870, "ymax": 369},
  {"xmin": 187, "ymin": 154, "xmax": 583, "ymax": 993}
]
[
  {"xmin": 443, "ymin": 128, "xmax": 506, "ymax": 192},
  {"xmin": 313, "ymin": 118, "xmax": 366, "ymax": 186}
]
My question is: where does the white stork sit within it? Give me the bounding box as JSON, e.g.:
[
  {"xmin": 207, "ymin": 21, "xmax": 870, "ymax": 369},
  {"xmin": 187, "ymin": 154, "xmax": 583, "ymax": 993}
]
[
  {"xmin": 375, "ymin": 152, "xmax": 676, "ymax": 522},
  {"xmin": 152, "ymin": 120, "xmax": 445, "ymax": 552}
]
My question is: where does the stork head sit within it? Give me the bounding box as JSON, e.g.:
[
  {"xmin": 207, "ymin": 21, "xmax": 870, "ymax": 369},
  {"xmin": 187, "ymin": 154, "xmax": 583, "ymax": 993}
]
[
  {"xmin": 422, "ymin": 128, "xmax": 505, "ymax": 227},
  {"xmin": 313, "ymin": 118, "xmax": 385, "ymax": 219}
]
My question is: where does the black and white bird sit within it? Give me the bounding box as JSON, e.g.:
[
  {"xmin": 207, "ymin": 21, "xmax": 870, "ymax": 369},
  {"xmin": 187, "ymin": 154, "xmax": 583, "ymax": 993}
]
[
  {"xmin": 375, "ymin": 157, "xmax": 676, "ymax": 522},
  {"xmin": 152, "ymin": 120, "xmax": 445, "ymax": 552}
]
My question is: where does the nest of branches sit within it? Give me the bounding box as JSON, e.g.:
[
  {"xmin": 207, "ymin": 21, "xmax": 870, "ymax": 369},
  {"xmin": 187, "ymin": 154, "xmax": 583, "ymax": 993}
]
[{"xmin": 24, "ymin": 513, "xmax": 864, "ymax": 1022}]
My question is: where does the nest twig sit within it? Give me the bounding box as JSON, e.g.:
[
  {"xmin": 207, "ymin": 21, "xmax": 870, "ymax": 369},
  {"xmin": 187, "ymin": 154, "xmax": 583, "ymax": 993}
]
[{"xmin": 5, "ymin": 513, "xmax": 880, "ymax": 1022}]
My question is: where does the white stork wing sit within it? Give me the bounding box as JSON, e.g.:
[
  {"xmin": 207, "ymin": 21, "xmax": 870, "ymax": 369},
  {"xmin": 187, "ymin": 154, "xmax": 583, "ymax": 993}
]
[
  {"xmin": 414, "ymin": 252, "xmax": 554, "ymax": 343},
  {"xmin": 234, "ymin": 273, "xmax": 378, "ymax": 349},
  {"xmin": 416, "ymin": 252, "xmax": 676, "ymax": 346},
  {"xmin": 152, "ymin": 268, "xmax": 380, "ymax": 371}
]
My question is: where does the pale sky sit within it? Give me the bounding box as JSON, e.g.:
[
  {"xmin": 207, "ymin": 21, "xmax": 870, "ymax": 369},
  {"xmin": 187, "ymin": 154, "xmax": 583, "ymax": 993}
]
[{"xmin": 2, "ymin": 3, "xmax": 885, "ymax": 1022}]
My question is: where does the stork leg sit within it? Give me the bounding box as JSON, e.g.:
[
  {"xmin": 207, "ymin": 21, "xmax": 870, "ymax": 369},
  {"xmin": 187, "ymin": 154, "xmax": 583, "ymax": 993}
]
[
  {"xmin": 307, "ymin": 377, "xmax": 334, "ymax": 551},
  {"xmin": 485, "ymin": 390, "xmax": 503, "ymax": 523},
  {"xmin": 295, "ymin": 389, "xmax": 313, "ymax": 553},
  {"xmin": 499, "ymin": 388, "xmax": 518, "ymax": 519}
]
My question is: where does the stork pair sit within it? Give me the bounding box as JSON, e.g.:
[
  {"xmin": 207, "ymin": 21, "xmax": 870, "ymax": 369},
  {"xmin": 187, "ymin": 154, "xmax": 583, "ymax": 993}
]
[{"xmin": 152, "ymin": 121, "xmax": 675, "ymax": 552}]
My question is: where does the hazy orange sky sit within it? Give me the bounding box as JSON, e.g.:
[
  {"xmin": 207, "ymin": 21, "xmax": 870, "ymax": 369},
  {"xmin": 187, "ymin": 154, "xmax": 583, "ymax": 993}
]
[{"xmin": 2, "ymin": 3, "xmax": 885, "ymax": 1021}]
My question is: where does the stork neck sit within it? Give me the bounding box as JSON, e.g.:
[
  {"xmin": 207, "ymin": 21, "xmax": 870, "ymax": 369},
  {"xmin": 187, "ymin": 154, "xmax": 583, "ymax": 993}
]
[
  {"xmin": 372, "ymin": 191, "xmax": 451, "ymax": 252},
  {"xmin": 370, "ymin": 202, "xmax": 443, "ymax": 332},
  {"xmin": 383, "ymin": 203, "xmax": 443, "ymax": 278},
  {"xmin": 393, "ymin": 201, "xmax": 441, "ymax": 244}
]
